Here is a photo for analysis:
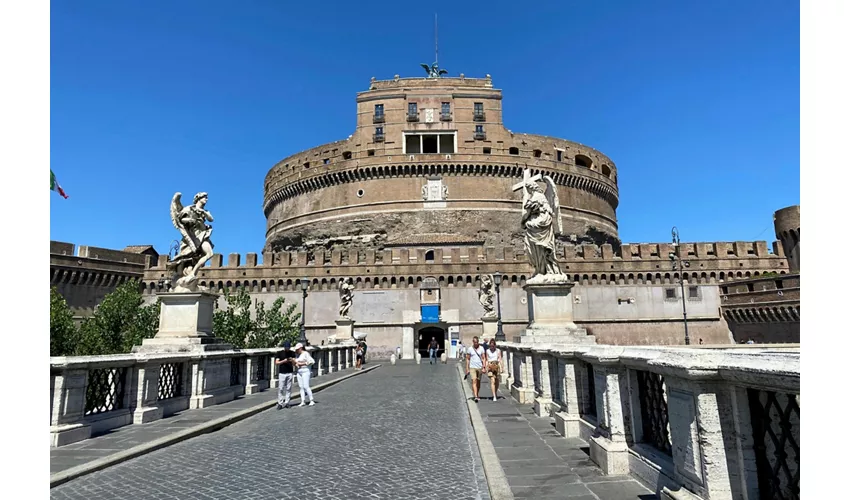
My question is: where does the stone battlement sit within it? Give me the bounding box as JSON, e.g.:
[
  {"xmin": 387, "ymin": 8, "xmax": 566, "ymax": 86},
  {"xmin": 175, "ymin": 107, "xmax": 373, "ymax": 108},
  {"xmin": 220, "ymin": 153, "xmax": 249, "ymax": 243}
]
[
  {"xmin": 50, "ymin": 241, "xmax": 158, "ymax": 267},
  {"xmin": 149, "ymin": 240, "xmax": 786, "ymax": 271}
]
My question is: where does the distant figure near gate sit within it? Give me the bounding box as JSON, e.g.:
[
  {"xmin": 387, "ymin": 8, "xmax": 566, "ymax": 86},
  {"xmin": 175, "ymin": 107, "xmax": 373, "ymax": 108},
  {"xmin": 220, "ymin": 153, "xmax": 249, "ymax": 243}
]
[{"xmin": 429, "ymin": 337, "xmax": 439, "ymax": 365}]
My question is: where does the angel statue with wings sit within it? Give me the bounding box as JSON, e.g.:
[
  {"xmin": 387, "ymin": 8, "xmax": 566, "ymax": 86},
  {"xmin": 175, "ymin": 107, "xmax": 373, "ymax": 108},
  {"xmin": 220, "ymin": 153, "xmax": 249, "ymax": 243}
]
[
  {"xmin": 520, "ymin": 174, "xmax": 567, "ymax": 283},
  {"xmin": 421, "ymin": 62, "xmax": 448, "ymax": 78},
  {"xmin": 338, "ymin": 277, "xmax": 354, "ymax": 319},
  {"xmin": 478, "ymin": 274, "xmax": 497, "ymax": 319},
  {"xmin": 167, "ymin": 192, "xmax": 215, "ymax": 292}
]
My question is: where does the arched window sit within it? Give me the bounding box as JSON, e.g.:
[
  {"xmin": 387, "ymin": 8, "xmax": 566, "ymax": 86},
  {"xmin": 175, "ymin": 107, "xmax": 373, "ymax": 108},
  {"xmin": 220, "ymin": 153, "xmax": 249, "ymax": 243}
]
[
  {"xmin": 575, "ymin": 154, "xmax": 592, "ymax": 168},
  {"xmin": 509, "ymin": 147, "xmax": 520, "ymax": 155},
  {"xmin": 425, "ymin": 249, "xmax": 435, "ymax": 262},
  {"xmin": 601, "ymin": 164, "xmax": 611, "ymax": 177}
]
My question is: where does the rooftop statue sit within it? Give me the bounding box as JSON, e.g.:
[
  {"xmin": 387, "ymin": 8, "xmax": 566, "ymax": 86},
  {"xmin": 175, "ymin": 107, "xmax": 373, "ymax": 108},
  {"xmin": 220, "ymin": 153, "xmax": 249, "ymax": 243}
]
[
  {"xmin": 421, "ymin": 62, "xmax": 448, "ymax": 78},
  {"xmin": 513, "ymin": 170, "xmax": 570, "ymax": 285},
  {"xmin": 167, "ymin": 192, "xmax": 215, "ymax": 292}
]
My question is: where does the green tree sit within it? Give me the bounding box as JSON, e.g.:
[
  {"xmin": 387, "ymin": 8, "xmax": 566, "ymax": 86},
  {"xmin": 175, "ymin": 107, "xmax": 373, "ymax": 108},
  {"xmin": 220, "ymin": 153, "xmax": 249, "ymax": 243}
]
[
  {"xmin": 213, "ymin": 288, "xmax": 300, "ymax": 349},
  {"xmin": 251, "ymin": 296, "xmax": 300, "ymax": 349},
  {"xmin": 50, "ymin": 287, "xmax": 78, "ymax": 356},
  {"xmin": 212, "ymin": 288, "xmax": 255, "ymax": 349},
  {"xmin": 75, "ymin": 280, "xmax": 160, "ymax": 356}
]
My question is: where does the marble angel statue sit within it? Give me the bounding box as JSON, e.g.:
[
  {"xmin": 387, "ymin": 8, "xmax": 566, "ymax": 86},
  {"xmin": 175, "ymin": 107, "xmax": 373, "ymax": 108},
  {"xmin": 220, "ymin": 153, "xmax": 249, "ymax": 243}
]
[
  {"xmin": 167, "ymin": 192, "xmax": 215, "ymax": 292},
  {"xmin": 521, "ymin": 175, "xmax": 567, "ymax": 283},
  {"xmin": 478, "ymin": 274, "xmax": 497, "ymax": 319},
  {"xmin": 338, "ymin": 277, "xmax": 354, "ymax": 319}
]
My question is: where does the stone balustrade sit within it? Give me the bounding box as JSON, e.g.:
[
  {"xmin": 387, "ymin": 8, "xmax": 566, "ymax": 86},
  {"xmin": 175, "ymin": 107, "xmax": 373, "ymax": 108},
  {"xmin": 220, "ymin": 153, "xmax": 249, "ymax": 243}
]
[
  {"xmin": 498, "ymin": 342, "xmax": 799, "ymax": 500},
  {"xmin": 50, "ymin": 344, "xmax": 357, "ymax": 447}
]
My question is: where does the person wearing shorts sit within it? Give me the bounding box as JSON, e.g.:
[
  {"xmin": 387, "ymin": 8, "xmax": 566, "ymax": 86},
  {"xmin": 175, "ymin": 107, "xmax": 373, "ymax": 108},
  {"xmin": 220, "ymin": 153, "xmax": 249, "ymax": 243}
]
[
  {"xmin": 465, "ymin": 336, "xmax": 486, "ymax": 402},
  {"xmin": 485, "ymin": 338, "xmax": 502, "ymax": 402},
  {"xmin": 355, "ymin": 342, "xmax": 364, "ymax": 370}
]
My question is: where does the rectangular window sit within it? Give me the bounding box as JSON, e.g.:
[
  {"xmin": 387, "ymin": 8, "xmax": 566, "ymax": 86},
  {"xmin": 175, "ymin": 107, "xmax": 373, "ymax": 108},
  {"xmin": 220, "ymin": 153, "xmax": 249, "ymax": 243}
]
[
  {"xmin": 405, "ymin": 134, "xmax": 421, "ymax": 154},
  {"xmin": 474, "ymin": 102, "xmax": 483, "ymax": 113},
  {"xmin": 688, "ymin": 286, "xmax": 699, "ymax": 299},
  {"xmin": 439, "ymin": 134, "xmax": 454, "ymax": 154},
  {"xmin": 665, "ymin": 288, "xmax": 677, "ymax": 300},
  {"xmin": 422, "ymin": 134, "xmax": 438, "ymax": 153},
  {"xmin": 374, "ymin": 104, "xmax": 384, "ymax": 115},
  {"xmin": 475, "ymin": 124, "xmax": 484, "ymax": 133},
  {"xmin": 375, "ymin": 126, "xmax": 384, "ymax": 136},
  {"xmin": 403, "ymin": 132, "xmax": 456, "ymax": 154},
  {"xmin": 408, "ymin": 102, "xmax": 417, "ymax": 115},
  {"xmin": 441, "ymin": 102, "xmax": 451, "ymax": 115},
  {"xmin": 556, "ymin": 150, "xmax": 563, "ymax": 162}
]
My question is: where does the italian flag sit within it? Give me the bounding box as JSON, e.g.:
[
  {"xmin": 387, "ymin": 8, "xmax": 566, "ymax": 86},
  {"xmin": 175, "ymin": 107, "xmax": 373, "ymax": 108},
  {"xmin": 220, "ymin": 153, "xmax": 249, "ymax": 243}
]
[{"xmin": 50, "ymin": 170, "xmax": 69, "ymax": 199}]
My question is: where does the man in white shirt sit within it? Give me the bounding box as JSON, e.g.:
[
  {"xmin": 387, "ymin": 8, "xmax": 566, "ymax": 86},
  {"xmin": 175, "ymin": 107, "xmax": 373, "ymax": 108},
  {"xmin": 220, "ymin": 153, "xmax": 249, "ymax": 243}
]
[{"xmin": 465, "ymin": 336, "xmax": 486, "ymax": 403}]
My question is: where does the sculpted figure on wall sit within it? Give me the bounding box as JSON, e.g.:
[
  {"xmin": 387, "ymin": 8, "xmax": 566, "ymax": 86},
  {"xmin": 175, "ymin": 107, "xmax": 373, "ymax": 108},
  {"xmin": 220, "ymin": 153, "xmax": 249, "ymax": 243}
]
[
  {"xmin": 478, "ymin": 275, "xmax": 497, "ymax": 319},
  {"xmin": 167, "ymin": 192, "xmax": 215, "ymax": 292},
  {"xmin": 515, "ymin": 170, "xmax": 569, "ymax": 285},
  {"xmin": 338, "ymin": 277, "xmax": 354, "ymax": 319}
]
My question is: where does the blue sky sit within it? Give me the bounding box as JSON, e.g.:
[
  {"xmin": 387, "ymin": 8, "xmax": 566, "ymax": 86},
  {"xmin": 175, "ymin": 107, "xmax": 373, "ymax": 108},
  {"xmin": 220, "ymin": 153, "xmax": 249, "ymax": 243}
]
[{"xmin": 49, "ymin": 0, "xmax": 800, "ymax": 257}]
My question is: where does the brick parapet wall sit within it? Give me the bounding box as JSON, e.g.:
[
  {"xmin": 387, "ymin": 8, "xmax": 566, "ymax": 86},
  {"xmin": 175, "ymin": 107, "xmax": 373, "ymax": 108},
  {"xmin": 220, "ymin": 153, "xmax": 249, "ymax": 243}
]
[{"xmin": 140, "ymin": 240, "xmax": 788, "ymax": 294}]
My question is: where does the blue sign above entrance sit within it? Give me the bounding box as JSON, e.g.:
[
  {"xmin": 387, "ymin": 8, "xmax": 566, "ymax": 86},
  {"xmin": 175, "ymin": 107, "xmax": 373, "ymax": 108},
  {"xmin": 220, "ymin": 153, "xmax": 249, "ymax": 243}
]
[{"xmin": 421, "ymin": 305, "xmax": 440, "ymax": 323}]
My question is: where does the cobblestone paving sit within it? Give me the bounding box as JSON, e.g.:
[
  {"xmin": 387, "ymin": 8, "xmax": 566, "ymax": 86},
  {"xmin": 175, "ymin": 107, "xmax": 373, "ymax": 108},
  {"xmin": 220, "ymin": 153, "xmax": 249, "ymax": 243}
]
[{"xmin": 51, "ymin": 362, "xmax": 491, "ymax": 500}]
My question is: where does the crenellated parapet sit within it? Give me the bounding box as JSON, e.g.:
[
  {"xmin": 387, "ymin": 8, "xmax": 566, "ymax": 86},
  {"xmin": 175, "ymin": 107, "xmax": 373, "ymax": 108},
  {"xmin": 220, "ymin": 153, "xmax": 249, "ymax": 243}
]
[
  {"xmin": 50, "ymin": 241, "xmax": 157, "ymax": 317},
  {"xmin": 140, "ymin": 240, "xmax": 789, "ymax": 294},
  {"xmin": 719, "ymin": 273, "xmax": 800, "ymax": 343}
]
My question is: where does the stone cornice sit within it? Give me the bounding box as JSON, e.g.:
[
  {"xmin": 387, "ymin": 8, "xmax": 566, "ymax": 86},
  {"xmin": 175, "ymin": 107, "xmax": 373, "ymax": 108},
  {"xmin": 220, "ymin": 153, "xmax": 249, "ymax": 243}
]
[{"xmin": 263, "ymin": 162, "xmax": 620, "ymax": 217}]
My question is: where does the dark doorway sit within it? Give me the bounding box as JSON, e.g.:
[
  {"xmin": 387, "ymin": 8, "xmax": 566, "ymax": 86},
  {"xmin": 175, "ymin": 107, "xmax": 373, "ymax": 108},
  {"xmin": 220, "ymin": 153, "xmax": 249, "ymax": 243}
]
[{"xmin": 418, "ymin": 327, "xmax": 445, "ymax": 358}]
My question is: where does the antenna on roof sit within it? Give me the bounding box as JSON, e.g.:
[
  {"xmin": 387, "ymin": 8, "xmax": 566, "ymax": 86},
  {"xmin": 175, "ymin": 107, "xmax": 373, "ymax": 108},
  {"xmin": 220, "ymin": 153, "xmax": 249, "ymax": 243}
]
[
  {"xmin": 435, "ymin": 13, "xmax": 438, "ymax": 68},
  {"xmin": 420, "ymin": 14, "xmax": 448, "ymax": 78}
]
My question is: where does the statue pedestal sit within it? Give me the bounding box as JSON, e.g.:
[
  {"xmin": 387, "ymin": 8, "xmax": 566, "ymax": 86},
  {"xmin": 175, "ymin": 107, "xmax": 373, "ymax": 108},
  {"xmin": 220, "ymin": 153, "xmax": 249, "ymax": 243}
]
[
  {"xmin": 516, "ymin": 282, "xmax": 596, "ymax": 346},
  {"xmin": 134, "ymin": 291, "xmax": 233, "ymax": 353},
  {"xmin": 481, "ymin": 316, "xmax": 499, "ymax": 340},
  {"xmin": 335, "ymin": 318, "xmax": 356, "ymax": 345}
]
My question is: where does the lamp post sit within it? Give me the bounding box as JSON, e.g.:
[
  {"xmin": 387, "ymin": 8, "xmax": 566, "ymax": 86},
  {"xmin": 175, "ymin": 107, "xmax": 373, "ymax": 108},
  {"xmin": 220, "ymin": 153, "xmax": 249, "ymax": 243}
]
[
  {"xmin": 299, "ymin": 278, "xmax": 309, "ymax": 345},
  {"xmin": 670, "ymin": 227, "xmax": 690, "ymax": 345},
  {"xmin": 493, "ymin": 272, "xmax": 505, "ymax": 341}
]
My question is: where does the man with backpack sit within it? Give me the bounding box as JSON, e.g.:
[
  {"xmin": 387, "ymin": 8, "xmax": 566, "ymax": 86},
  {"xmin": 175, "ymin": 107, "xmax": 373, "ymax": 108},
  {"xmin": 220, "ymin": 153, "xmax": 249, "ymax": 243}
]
[{"xmin": 465, "ymin": 336, "xmax": 486, "ymax": 403}]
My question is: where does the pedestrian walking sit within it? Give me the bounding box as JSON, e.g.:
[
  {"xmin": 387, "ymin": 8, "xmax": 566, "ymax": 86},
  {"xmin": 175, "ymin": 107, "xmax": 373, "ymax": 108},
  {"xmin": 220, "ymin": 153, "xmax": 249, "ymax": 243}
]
[
  {"xmin": 485, "ymin": 338, "xmax": 502, "ymax": 402},
  {"xmin": 457, "ymin": 340, "xmax": 465, "ymax": 361},
  {"xmin": 465, "ymin": 336, "xmax": 486, "ymax": 403},
  {"xmin": 428, "ymin": 337, "xmax": 439, "ymax": 364},
  {"xmin": 274, "ymin": 340, "xmax": 296, "ymax": 410},
  {"xmin": 355, "ymin": 342, "xmax": 364, "ymax": 370},
  {"xmin": 294, "ymin": 343, "xmax": 316, "ymax": 406}
]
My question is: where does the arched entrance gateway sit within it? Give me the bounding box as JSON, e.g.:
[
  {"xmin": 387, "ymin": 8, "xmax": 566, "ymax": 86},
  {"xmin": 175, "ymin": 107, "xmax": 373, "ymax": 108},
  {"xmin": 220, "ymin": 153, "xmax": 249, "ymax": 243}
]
[
  {"xmin": 414, "ymin": 276, "xmax": 448, "ymax": 359},
  {"xmin": 417, "ymin": 326, "xmax": 446, "ymax": 359}
]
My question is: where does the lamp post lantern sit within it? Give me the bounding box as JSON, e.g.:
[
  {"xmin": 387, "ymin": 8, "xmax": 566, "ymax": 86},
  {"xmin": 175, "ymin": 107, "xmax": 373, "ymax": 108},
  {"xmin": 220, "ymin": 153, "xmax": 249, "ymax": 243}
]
[
  {"xmin": 670, "ymin": 227, "xmax": 691, "ymax": 345},
  {"xmin": 299, "ymin": 278, "xmax": 309, "ymax": 345},
  {"xmin": 493, "ymin": 272, "xmax": 505, "ymax": 341}
]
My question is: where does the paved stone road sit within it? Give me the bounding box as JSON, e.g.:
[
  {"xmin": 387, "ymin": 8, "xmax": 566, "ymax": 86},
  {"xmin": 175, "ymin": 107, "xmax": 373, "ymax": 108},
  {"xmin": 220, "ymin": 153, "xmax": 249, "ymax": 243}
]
[
  {"xmin": 51, "ymin": 362, "xmax": 491, "ymax": 500},
  {"xmin": 473, "ymin": 375, "xmax": 658, "ymax": 499}
]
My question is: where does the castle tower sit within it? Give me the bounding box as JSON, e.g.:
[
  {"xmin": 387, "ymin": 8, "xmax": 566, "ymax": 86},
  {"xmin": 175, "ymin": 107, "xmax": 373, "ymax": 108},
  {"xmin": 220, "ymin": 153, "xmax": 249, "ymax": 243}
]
[
  {"xmin": 262, "ymin": 74, "xmax": 620, "ymax": 252},
  {"xmin": 773, "ymin": 205, "xmax": 800, "ymax": 273}
]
